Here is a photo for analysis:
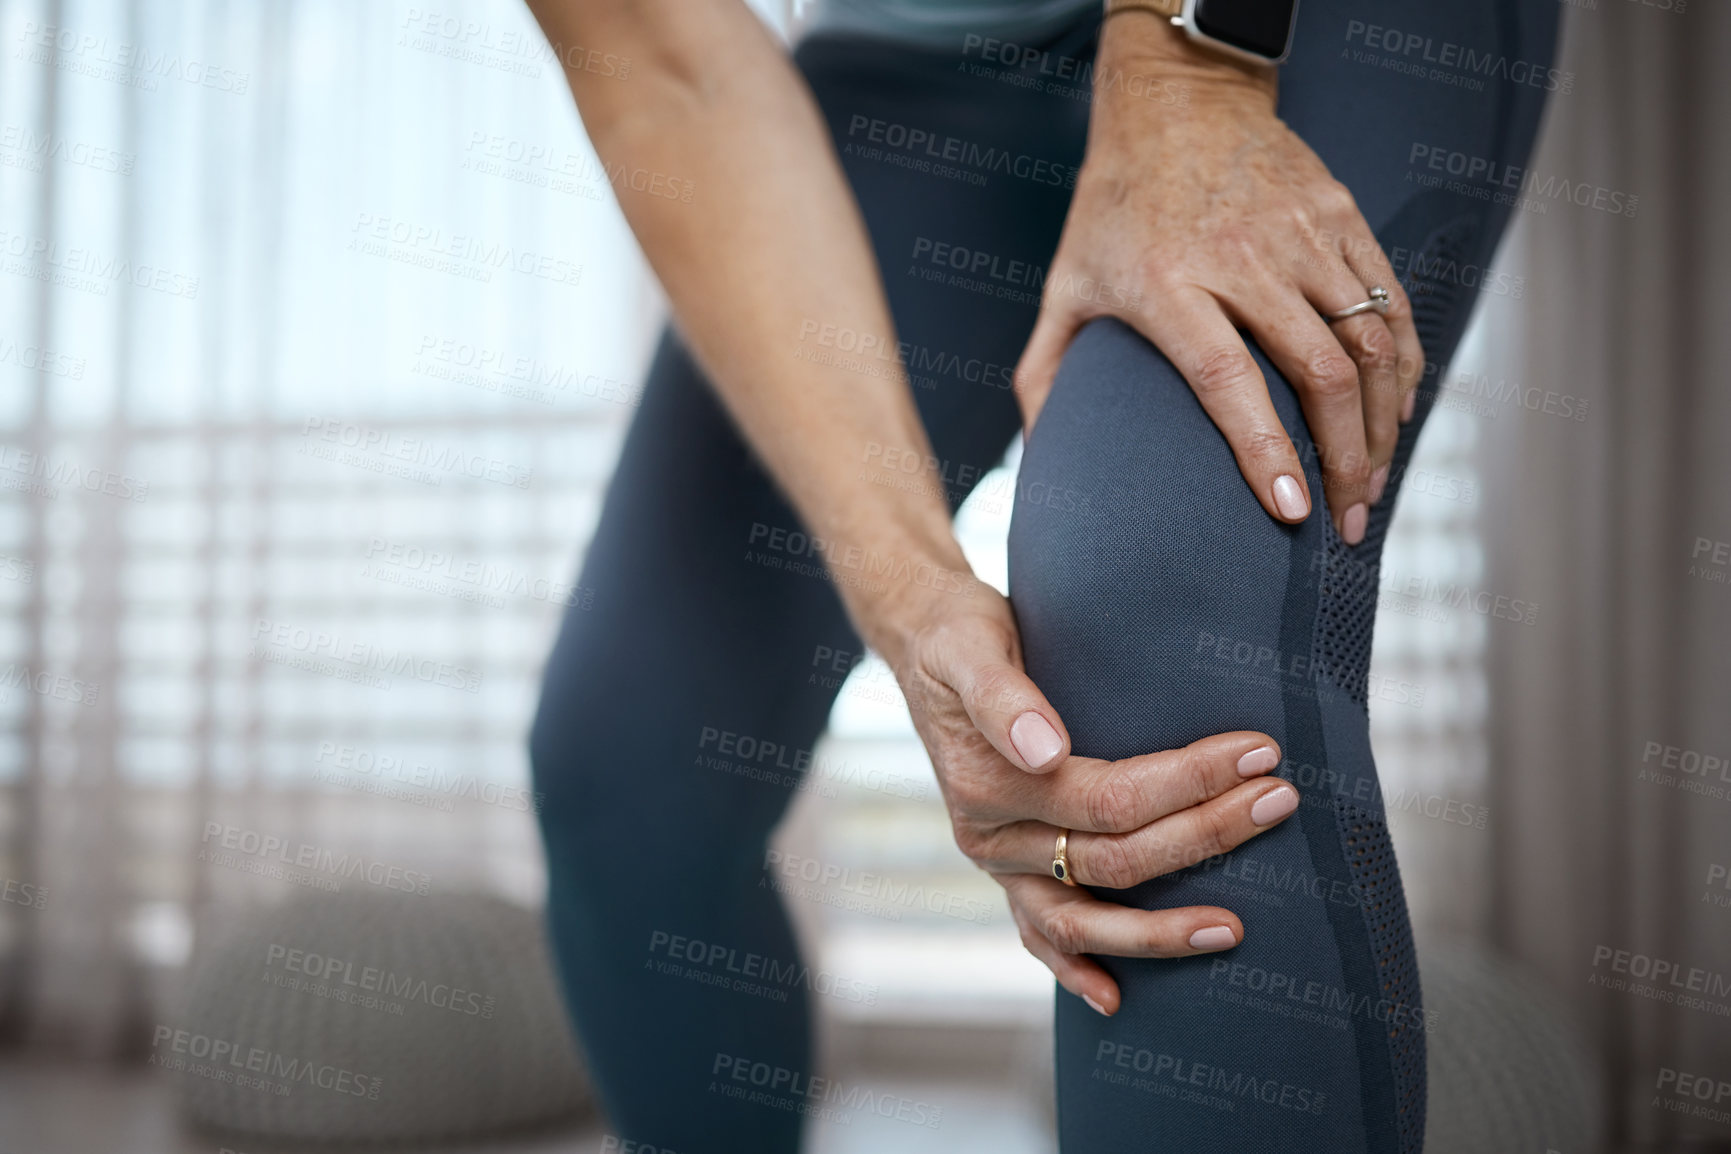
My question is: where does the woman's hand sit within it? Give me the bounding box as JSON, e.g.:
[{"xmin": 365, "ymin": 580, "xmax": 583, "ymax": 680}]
[
  {"xmin": 1015, "ymin": 15, "xmax": 1426, "ymax": 544},
  {"xmin": 888, "ymin": 585, "xmax": 1299, "ymax": 1016}
]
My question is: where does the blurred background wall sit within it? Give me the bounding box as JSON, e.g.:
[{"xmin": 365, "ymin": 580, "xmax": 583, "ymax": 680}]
[{"xmin": 0, "ymin": 0, "xmax": 1725, "ymax": 1151}]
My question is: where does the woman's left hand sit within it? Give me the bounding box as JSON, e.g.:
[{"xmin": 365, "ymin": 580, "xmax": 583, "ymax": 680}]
[{"xmin": 1014, "ymin": 13, "xmax": 1427, "ymax": 545}]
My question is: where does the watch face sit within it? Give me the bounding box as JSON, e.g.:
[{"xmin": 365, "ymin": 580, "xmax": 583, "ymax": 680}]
[{"xmin": 1190, "ymin": 0, "xmax": 1299, "ymax": 60}]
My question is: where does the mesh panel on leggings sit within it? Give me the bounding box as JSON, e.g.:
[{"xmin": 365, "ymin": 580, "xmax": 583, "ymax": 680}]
[
  {"xmin": 1337, "ymin": 800, "xmax": 1426, "ymax": 1154},
  {"xmin": 1313, "ymin": 519, "xmax": 1377, "ymax": 705}
]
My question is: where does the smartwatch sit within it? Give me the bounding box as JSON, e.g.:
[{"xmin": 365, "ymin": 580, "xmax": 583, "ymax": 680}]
[{"xmin": 1102, "ymin": 0, "xmax": 1300, "ymax": 67}]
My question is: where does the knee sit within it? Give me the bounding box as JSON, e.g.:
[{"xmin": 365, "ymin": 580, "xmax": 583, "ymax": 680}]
[{"xmin": 1008, "ymin": 319, "xmax": 1312, "ymax": 754}]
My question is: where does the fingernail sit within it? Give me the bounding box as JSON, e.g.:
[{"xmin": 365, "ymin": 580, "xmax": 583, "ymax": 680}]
[
  {"xmin": 1271, "ymin": 475, "xmax": 1308, "ymax": 520},
  {"xmin": 1251, "ymin": 785, "xmax": 1299, "ymax": 826},
  {"xmin": 1083, "ymin": 994, "xmax": 1112, "ymax": 1017},
  {"xmin": 1236, "ymin": 746, "xmax": 1279, "ymax": 777},
  {"xmin": 1369, "ymin": 464, "xmax": 1389, "ymax": 505},
  {"xmin": 1401, "ymin": 388, "xmax": 1417, "ymax": 422},
  {"xmin": 1341, "ymin": 502, "xmax": 1367, "ymax": 545},
  {"xmin": 1010, "ymin": 711, "xmax": 1063, "ymax": 770},
  {"xmin": 1188, "ymin": 926, "xmax": 1237, "ymax": 951}
]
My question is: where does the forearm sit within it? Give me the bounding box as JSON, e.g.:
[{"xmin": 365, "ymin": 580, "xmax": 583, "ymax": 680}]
[{"xmin": 526, "ymin": 0, "xmax": 970, "ymax": 664}]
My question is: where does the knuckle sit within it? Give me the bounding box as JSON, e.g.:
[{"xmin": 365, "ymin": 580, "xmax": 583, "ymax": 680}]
[
  {"xmin": 1084, "ymin": 774, "xmax": 1139, "ymax": 833},
  {"xmin": 1237, "ymin": 427, "xmax": 1297, "ymax": 468},
  {"xmin": 1191, "ymin": 346, "xmax": 1258, "ymax": 398},
  {"xmin": 1197, "ymin": 804, "xmax": 1237, "ymax": 855},
  {"xmin": 1041, "ymin": 907, "xmax": 1089, "ymax": 956},
  {"xmin": 1302, "ymin": 349, "xmax": 1359, "ymax": 399},
  {"xmin": 1320, "ymin": 180, "xmax": 1359, "ymax": 217},
  {"xmin": 1180, "ymin": 746, "xmax": 1220, "ymax": 807},
  {"xmin": 1086, "ymin": 836, "xmax": 1141, "ymax": 889},
  {"xmin": 1355, "ymin": 324, "xmax": 1396, "ymax": 368}
]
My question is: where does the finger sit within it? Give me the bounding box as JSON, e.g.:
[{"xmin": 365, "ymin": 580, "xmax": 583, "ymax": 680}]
[
  {"xmin": 1339, "ymin": 232, "xmax": 1427, "ymax": 426},
  {"xmin": 1003, "ymin": 873, "xmax": 1245, "ymax": 959},
  {"xmin": 1141, "ymin": 285, "xmax": 1313, "ymax": 525},
  {"xmin": 919, "ymin": 618, "xmax": 1071, "ymax": 774},
  {"xmin": 1010, "ymin": 903, "xmax": 1122, "ymax": 1015},
  {"xmin": 988, "ymin": 775, "xmax": 1300, "ymax": 885},
  {"xmin": 1014, "ymin": 298, "xmax": 1084, "ymax": 433},
  {"xmin": 1231, "ymin": 271, "xmax": 1372, "ymax": 543},
  {"xmin": 1328, "ymin": 310, "xmax": 1400, "ymax": 504},
  {"xmin": 1017, "ymin": 731, "xmax": 1281, "ymax": 834}
]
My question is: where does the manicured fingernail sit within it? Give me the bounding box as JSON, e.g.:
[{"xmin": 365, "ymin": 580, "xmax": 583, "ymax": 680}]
[
  {"xmin": 1083, "ymin": 994, "xmax": 1112, "ymax": 1017},
  {"xmin": 1401, "ymin": 388, "xmax": 1417, "ymax": 422},
  {"xmin": 1251, "ymin": 785, "xmax": 1299, "ymax": 826},
  {"xmin": 1189, "ymin": 926, "xmax": 1237, "ymax": 951},
  {"xmin": 1272, "ymin": 474, "xmax": 1308, "ymax": 520},
  {"xmin": 1010, "ymin": 711, "xmax": 1063, "ymax": 770},
  {"xmin": 1342, "ymin": 502, "xmax": 1367, "ymax": 545},
  {"xmin": 1237, "ymin": 746, "xmax": 1279, "ymax": 777},
  {"xmin": 1369, "ymin": 464, "xmax": 1389, "ymax": 505}
]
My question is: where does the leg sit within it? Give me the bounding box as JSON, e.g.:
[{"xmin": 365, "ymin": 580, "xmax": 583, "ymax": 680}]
[
  {"xmin": 528, "ymin": 30, "xmax": 1085, "ymax": 1152},
  {"xmin": 1010, "ymin": 1, "xmax": 1559, "ymax": 1149}
]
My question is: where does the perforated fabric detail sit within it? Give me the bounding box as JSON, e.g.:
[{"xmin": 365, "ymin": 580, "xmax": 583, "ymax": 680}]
[{"xmin": 1337, "ymin": 800, "xmax": 1426, "ymax": 1154}]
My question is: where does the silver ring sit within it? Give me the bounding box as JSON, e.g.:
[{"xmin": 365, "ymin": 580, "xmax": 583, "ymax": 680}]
[{"xmin": 1325, "ymin": 285, "xmax": 1390, "ymax": 322}]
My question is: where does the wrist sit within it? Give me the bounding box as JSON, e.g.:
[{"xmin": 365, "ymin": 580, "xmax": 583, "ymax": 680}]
[
  {"xmin": 839, "ymin": 530, "xmax": 984, "ymax": 673},
  {"xmin": 1096, "ymin": 7, "xmax": 1276, "ymax": 111}
]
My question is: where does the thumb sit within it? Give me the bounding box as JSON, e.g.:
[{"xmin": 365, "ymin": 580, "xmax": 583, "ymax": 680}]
[
  {"xmin": 1014, "ymin": 302, "xmax": 1083, "ymax": 433},
  {"xmin": 921, "ymin": 614, "xmax": 1071, "ymax": 775}
]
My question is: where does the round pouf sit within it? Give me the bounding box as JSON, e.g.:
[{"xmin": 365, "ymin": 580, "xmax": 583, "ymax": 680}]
[
  {"xmin": 1422, "ymin": 943, "xmax": 1605, "ymax": 1154},
  {"xmin": 169, "ymin": 888, "xmax": 589, "ymax": 1144}
]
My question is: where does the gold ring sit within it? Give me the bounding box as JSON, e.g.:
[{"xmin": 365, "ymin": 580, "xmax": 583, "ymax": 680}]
[{"xmin": 1052, "ymin": 829, "xmax": 1078, "ymax": 886}]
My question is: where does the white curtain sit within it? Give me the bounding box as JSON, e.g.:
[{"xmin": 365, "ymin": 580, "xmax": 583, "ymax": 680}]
[
  {"xmin": 1481, "ymin": 2, "xmax": 1731, "ymax": 1148},
  {"xmin": 0, "ymin": 0, "xmax": 663, "ymax": 1055}
]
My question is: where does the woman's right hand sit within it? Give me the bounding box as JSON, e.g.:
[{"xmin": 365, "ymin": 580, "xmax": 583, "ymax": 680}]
[{"xmin": 889, "ymin": 584, "xmax": 1299, "ymax": 1017}]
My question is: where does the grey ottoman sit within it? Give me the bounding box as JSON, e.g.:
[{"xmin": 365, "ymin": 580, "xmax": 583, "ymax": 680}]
[{"xmin": 166, "ymin": 889, "xmax": 590, "ymax": 1145}]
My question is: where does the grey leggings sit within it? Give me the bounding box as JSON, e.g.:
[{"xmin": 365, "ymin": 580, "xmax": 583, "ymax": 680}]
[{"xmin": 530, "ymin": 1, "xmax": 1558, "ymax": 1149}]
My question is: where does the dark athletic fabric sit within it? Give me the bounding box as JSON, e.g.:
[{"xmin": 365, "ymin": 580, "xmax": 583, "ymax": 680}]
[{"xmin": 529, "ymin": 2, "xmax": 1557, "ymax": 1150}]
